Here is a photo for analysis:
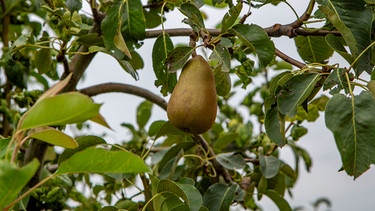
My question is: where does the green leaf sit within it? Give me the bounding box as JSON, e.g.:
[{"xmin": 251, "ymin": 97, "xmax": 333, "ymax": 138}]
[
  {"xmin": 129, "ymin": 51, "xmax": 144, "ymax": 70},
  {"xmin": 257, "ymin": 175, "xmax": 268, "ymax": 196},
  {"xmin": 148, "ymin": 120, "xmax": 167, "ymax": 137},
  {"xmin": 160, "ymin": 194, "xmax": 190, "ymax": 211},
  {"xmin": 0, "ymin": 138, "xmax": 11, "ymax": 158},
  {"xmin": 179, "ymin": 3, "xmax": 205, "ymax": 32},
  {"xmin": 323, "ymin": 67, "xmax": 351, "ymax": 94},
  {"xmin": 203, "ymin": 183, "xmax": 239, "ymax": 211},
  {"xmin": 232, "ymin": 24, "xmax": 275, "ymax": 67},
  {"xmin": 213, "ymin": 133, "xmax": 239, "ymax": 150},
  {"xmin": 90, "ymin": 113, "xmax": 112, "ymax": 129},
  {"xmin": 159, "ymin": 149, "xmax": 184, "ymax": 179},
  {"xmin": 4, "ymin": 62, "xmax": 27, "ymax": 89},
  {"xmin": 280, "ymin": 163, "xmax": 297, "ymax": 180},
  {"xmin": 155, "ymin": 121, "xmax": 187, "ymax": 140},
  {"xmin": 144, "ymin": 8, "xmax": 163, "ymax": 29},
  {"xmin": 0, "ymin": 159, "xmax": 40, "ymax": 209},
  {"xmin": 165, "ymin": 46, "xmax": 194, "ymax": 73},
  {"xmin": 325, "ymin": 34, "xmax": 354, "ymax": 64},
  {"xmin": 136, "ymin": 101, "xmax": 153, "ymax": 129},
  {"xmin": 252, "ymin": 0, "xmax": 286, "ymax": 6},
  {"xmin": 216, "ymin": 152, "xmax": 246, "ymax": 170},
  {"xmin": 58, "ymin": 135, "xmax": 106, "ymax": 164},
  {"xmin": 288, "ymin": 104, "xmax": 320, "ymax": 122},
  {"xmin": 259, "ymin": 154, "xmax": 281, "ymax": 179},
  {"xmin": 157, "ymin": 179, "xmax": 203, "ymax": 211},
  {"xmin": 210, "ymin": 44, "xmax": 231, "ymax": 73},
  {"xmin": 98, "ymin": 206, "xmax": 121, "ymax": 211},
  {"xmin": 152, "ymin": 33, "xmax": 176, "ymax": 96},
  {"xmin": 277, "ymin": 73, "xmax": 321, "ymax": 117},
  {"xmin": 114, "ymin": 26, "xmax": 132, "ymax": 59},
  {"xmin": 101, "ymin": 1, "xmax": 131, "ymax": 59},
  {"xmin": 37, "ymin": 73, "xmax": 72, "ymax": 101},
  {"xmin": 264, "ymin": 190, "xmax": 292, "ymax": 211},
  {"xmin": 19, "ymin": 92, "xmax": 101, "ymax": 130},
  {"xmin": 325, "ymin": 91, "xmax": 375, "ymax": 178},
  {"xmin": 221, "ymin": 2, "xmax": 243, "ymax": 33},
  {"xmin": 214, "ymin": 66, "xmax": 231, "ymax": 96},
  {"xmin": 319, "ymin": 1, "xmax": 372, "ymax": 75},
  {"xmin": 76, "ymin": 33, "xmax": 105, "ymax": 47},
  {"xmin": 265, "ymin": 71, "xmax": 291, "ymax": 110},
  {"xmin": 265, "ymin": 106, "xmax": 286, "ymax": 147},
  {"xmin": 294, "ymin": 35, "xmax": 333, "ymax": 63},
  {"xmin": 300, "ymin": 147, "xmax": 312, "ymax": 172},
  {"xmin": 113, "ymin": 56, "xmax": 138, "ymax": 80},
  {"xmin": 34, "ymin": 48, "xmax": 52, "ymax": 74},
  {"xmin": 57, "ymin": 147, "xmax": 149, "ymax": 174},
  {"xmin": 206, "ymin": 0, "xmax": 227, "ymax": 7},
  {"xmin": 158, "ymin": 142, "xmax": 195, "ymax": 172},
  {"xmin": 28, "ymin": 126, "xmax": 78, "ymax": 148},
  {"xmin": 123, "ymin": 0, "xmax": 146, "ymax": 40}
]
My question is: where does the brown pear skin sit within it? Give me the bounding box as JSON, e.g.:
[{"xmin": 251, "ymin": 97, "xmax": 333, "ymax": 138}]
[{"xmin": 167, "ymin": 55, "xmax": 217, "ymax": 134}]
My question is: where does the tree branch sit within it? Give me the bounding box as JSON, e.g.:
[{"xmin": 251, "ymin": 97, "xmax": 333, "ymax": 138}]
[
  {"xmin": 1, "ymin": 0, "xmax": 9, "ymax": 46},
  {"xmin": 23, "ymin": 2, "xmax": 105, "ymax": 209},
  {"xmin": 265, "ymin": 0, "xmax": 313, "ymax": 38},
  {"xmin": 61, "ymin": 2, "xmax": 104, "ymax": 91},
  {"xmin": 145, "ymin": 1, "xmax": 340, "ymax": 40},
  {"xmin": 1, "ymin": 0, "xmax": 12, "ymax": 137},
  {"xmin": 79, "ymin": 83, "xmax": 168, "ymax": 110},
  {"xmin": 275, "ymin": 48, "xmax": 305, "ymax": 69},
  {"xmin": 145, "ymin": 27, "xmax": 340, "ymax": 39}
]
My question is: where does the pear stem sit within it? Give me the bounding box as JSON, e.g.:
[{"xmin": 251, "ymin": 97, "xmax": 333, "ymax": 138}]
[{"xmin": 189, "ymin": 31, "xmax": 198, "ymax": 57}]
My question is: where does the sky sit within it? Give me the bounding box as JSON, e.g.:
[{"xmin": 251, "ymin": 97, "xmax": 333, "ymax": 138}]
[{"xmin": 76, "ymin": 1, "xmax": 375, "ymax": 210}]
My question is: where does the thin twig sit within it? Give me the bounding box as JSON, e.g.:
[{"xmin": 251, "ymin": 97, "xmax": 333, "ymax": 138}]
[
  {"xmin": 194, "ymin": 134, "xmax": 233, "ymax": 183},
  {"xmin": 294, "ymin": 28, "xmax": 341, "ymax": 37},
  {"xmin": 275, "ymin": 48, "xmax": 305, "ymax": 69},
  {"xmin": 79, "ymin": 83, "xmax": 168, "ymax": 111}
]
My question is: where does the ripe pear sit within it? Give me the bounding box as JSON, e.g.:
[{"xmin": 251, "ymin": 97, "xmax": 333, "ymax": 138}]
[{"xmin": 167, "ymin": 55, "xmax": 217, "ymax": 134}]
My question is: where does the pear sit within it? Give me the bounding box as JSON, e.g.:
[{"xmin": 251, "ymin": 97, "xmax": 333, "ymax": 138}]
[
  {"xmin": 167, "ymin": 55, "xmax": 217, "ymax": 134},
  {"xmin": 368, "ymin": 80, "xmax": 375, "ymax": 97}
]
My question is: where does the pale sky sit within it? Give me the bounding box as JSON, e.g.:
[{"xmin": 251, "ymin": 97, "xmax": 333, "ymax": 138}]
[{"xmin": 77, "ymin": 1, "xmax": 375, "ymax": 210}]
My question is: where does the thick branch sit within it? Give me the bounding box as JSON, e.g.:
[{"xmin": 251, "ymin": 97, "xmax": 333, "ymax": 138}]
[
  {"xmin": 1, "ymin": 0, "xmax": 12, "ymax": 137},
  {"xmin": 79, "ymin": 83, "xmax": 168, "ymax": 110},
  {"xmin": 146, "ymin": 28, "xmax": 220, "ymax": 38},
  {"xmin": 1, "ymin": 0, "xmax": 9, "ymax": 46},
  {"xmin": 145, "ymin": 27, "xmax": 340, "ymax": 39}
]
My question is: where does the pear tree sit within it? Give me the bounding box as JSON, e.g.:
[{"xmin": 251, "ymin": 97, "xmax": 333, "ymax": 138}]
[{"xmin": 0, "ymin": 0, "xmax": 375, "ymax": 210}]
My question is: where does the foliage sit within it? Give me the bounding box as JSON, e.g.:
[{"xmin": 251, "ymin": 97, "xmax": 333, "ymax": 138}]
[{"xmin": 0, "ymin": 0, "xmax": 374, "ymax": 210}]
